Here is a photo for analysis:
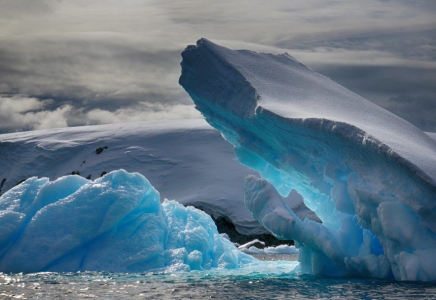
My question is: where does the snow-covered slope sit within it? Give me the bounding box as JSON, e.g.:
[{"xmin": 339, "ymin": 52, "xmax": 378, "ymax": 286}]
[
  {"xmin": 0, "ymin": 119, "xmax": 318, "ymax": 236},
  {"xmin": 426, "ymin": 132, "xmax": 436, "ymax": 142},
  {"xmin": 180, "ymin": 39, "xmax": 436, "ymax": 281}
]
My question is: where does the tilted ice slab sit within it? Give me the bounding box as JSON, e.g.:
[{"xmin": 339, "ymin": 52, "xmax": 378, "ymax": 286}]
[
  {"xmin": 179, "ymin": 39, "xmax": 436, "ymax": 281},
  {"xmin": 0, "ymin": 170, "xmax": 255, "ymax": 273}
]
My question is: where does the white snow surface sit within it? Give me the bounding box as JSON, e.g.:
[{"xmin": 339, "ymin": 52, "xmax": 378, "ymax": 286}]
[
  {"xmin": 238, "ymin": 239, "xmax": 265, "ymax": 250},
  {"xmin": 426, "ymin": 132, "xmax": 436, "ymax": 142},
  {"xmin": 239, "ymin": 244, "xmax": 299, "ymax": 255},
  {"xmin": 181, "ymin": 38, "xmax": 436, "ymax": 185},
  {"xmin": 237, "ymin": 239, "xmax": 298, "ymax": 255},
  {"xmin": 179, "ymin": 39, "xmax": 436, "ymax": 281},
  {"xmin": 0, "ymin": 119, "xmax": 318, "ymax": 236}
]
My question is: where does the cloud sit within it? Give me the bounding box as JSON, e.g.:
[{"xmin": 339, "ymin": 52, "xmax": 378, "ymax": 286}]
[
  {"xmin": 0, "ymin": 0, "xmax": 434, "ymax": 133},
  {"xmin": 0, "ymin": 95, "xmax": 201, "ymax": 133},
  {"xmin": 0, "ymin": 95, "xmax": 71, "ymax": 133},
  {"xmin": 0, "ymin": 35, "xmax": 190, "ymax": 108},
  {"xmin": 85, "ymin": 102, "xmax": 201, "ymax": 125},
  {"xmin": 380, "ymin": 94, "xmax": 436, "ymax": 132},
  {"xmin": 312, "ymin": 65, "xmax": 436, "ymax": 102},
  {"xmin": 0, "ymin": 0, "xmax": 54, "ymax": 17},
  {"xmin": 291, "ymin": 48, "xmax": 436, "ymax": 69}
]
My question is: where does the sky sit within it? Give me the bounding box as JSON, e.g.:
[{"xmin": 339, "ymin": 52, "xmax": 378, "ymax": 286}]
[{"xmin": 0, "ymin": 0, "xmax": 435, "ymax": 133}]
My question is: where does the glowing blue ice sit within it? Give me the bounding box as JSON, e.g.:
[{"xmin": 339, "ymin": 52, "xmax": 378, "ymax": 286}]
[
  {"xmin": 179, "ymin": 39, "xmax": 436, "ymax": 281},
  {"xmin": 0, "ymin": 170, "xmax": 254, "ymax": 273}
]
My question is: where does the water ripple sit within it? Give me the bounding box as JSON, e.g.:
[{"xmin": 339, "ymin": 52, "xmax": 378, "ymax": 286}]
[{"xmin": 1, "ymin": 270, "xmax": 436, "ymax": 300}]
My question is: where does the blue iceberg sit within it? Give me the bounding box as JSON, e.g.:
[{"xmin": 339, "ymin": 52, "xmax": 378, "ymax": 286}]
[
  {"xmin": 0, "ymin": 170, "xmax": 254, "ymax": 273},
  {"xmin": 179, "ymin": 39, "xmax": 436, "ymax": 281}
]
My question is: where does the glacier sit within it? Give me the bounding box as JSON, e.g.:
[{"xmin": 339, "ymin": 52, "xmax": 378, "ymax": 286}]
[
  {"xmin": 0, "ymin": 170, "xmax": 255, "ymax": 273},
  {"xmin": 179, "ymin": 38, "xmax": 436, "ymax": 281}
]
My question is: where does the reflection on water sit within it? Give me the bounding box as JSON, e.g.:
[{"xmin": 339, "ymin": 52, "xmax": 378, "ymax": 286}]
[
  {"xmin": 251, "ymin": 253, "xmax": 299, "ymax": 261},
  {"xmin": 1, "ymin": 255, "xmax": 435, "ymax": 299}
]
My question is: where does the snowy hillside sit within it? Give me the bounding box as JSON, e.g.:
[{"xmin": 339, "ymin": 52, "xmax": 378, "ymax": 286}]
[
  {"xmin": 0, "ymin": 119, "xmax": 318, "ymax": 237},
  {"xmin": 180, "ymin": 39, "xmax": 436, "ymax": 281}
]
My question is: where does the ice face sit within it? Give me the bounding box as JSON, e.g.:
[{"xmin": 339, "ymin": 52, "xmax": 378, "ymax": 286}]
[
  {"xmin": 179, "ymin": 39, "xmax": 436, "ymax": 281},
  {"xmin": 0, "ymin": 170, "xmax": 254, "ymax": 273}
]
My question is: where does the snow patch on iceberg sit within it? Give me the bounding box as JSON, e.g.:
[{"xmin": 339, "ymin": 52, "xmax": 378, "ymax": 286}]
[
  {"xmin": 238, "ymin": 239, "xmax": 299, "ymax": 255},
  {"xmin": 180, "ymin": 38, "xmax": 436, "ymax": 281},
  {"xmin": 0, "ymin": 170, "xmax": 254, "ymax": 273},
  {"xmin": 240, "ymin": 245, "xmax": 298, "ymax": 255}
]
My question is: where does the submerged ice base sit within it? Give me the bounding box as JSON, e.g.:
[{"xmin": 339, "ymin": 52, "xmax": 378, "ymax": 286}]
[
  {"xmin": 0, "ymin": 170, "xmax": 254, "ymax": 273},
  {"xmin": 180, "ymin": 39, "xmax": 436, "ymax": 281}
]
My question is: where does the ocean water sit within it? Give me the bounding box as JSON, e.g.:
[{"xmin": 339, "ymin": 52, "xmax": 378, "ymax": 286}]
[{"xmin": 1, "ymin": 255, "xmax": 435, "ymax": 299}]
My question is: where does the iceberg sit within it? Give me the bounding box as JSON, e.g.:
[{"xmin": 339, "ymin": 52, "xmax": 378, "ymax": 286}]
[
  {"xmin": 179, "ymin": 39, "xmax": 436, "ymax": 281},
  {"xmin": 0, "ymin": 119, "xmax": 319, "ymax": 238},
  {"xmin": 0, "ymin": 170, "xmax": 254, "ymax": 273}
]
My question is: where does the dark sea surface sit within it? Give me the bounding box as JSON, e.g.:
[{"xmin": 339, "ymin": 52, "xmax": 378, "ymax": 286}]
[{"xmin": 1, "ymin": 255, "xmax": 435, "ymax": 299}]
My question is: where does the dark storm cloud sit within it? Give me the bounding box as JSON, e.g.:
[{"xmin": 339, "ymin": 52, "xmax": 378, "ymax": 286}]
[
  {"xmin": 0, "ymin": 33, "xmax": 201, "ymax": 131},
  {"xmin": 383, "ymin": 94, "xmax": 436, "ymax": 132},
  {"xmin": 283, "ymin": 29, "xmax": 436, "ymax": 61},
  {"xmin": 313, "ymin": 66, "xmax": 435, "ymax": 98},
  {"xmin": 0, "ymin": 0, "xmax": 435, "ymax": 133},
  {"xmin": 279, "ymin": 27, "xmax": 436, "ymax": 131},
  {"xmin": 311, "ymin": 65, "xmax": 436, "ymax": 130},
  {"xmin": 0, "ymin": 0, "xmax": 54, "ymax": 16},
  {"xmin": 378, "ymin": 0, "xmax": 436, "ymax": 11},
  {"xmin": 0, "ymin": 36, "xmax": 189, "ymax": 109}
]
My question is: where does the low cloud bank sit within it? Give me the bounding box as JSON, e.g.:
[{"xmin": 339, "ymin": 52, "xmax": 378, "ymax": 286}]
[{"xmin": 0, "ymin": 95, "xmax": 200, "ymax": 133}]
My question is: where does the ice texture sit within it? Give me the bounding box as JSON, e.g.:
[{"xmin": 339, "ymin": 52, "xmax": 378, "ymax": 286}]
[
  {"xmin": 179, "ymin": 39, "xmax": 436, "ymax": 281},
  {"xmin": 0, "ymin": 170, "xmax": 254, "ymax": 273},
  {"xmin": 0, "ymin": 119, "xmax": 319, "ymax": 236}
]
